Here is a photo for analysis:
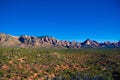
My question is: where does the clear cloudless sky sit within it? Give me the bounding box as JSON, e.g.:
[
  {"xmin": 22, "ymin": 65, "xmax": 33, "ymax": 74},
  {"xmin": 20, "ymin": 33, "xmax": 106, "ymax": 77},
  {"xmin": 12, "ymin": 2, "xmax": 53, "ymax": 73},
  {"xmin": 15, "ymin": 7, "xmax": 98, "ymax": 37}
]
[{"xmin": 0, "ymin": 0, "xmax": 120, "ymax": 42}]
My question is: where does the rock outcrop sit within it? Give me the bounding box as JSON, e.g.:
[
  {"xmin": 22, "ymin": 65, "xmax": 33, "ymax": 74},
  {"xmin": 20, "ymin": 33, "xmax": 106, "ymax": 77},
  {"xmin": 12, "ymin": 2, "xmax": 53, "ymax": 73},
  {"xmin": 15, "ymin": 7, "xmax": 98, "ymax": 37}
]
[
  {"xmin": 0, "ymin": 33, "xmax": 20, "ymax": 47},
  {"xmin": 0, "ymin": 33, "xmax": 10, "ymax": 43},
  {"xmin": 0, "ymin": 33, "xmax": 120, "ymax": 48},
  {"xmin": 19, "ymin": 36, "xmax": 36, "ymax": 44},
  {"xmin": 81, "ymin": 39, "xmax": 99, "ymax": 48}
]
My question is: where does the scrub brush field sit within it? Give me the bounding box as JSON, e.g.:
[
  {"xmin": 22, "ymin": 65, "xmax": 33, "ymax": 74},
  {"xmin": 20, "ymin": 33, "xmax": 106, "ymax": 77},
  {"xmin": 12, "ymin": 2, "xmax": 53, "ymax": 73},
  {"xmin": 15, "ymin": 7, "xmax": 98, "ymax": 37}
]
[{"xmin": 0, "ymin": 48, "xmax": 120, "ymax": 80}]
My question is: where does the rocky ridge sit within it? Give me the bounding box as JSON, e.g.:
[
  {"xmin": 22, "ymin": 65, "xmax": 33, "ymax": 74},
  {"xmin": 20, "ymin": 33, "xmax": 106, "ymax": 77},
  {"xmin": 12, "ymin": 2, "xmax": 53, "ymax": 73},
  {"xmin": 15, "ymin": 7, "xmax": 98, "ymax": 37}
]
[{"xmin": 0, "ymin": 33, "xmax": 120, "ymax": 48}]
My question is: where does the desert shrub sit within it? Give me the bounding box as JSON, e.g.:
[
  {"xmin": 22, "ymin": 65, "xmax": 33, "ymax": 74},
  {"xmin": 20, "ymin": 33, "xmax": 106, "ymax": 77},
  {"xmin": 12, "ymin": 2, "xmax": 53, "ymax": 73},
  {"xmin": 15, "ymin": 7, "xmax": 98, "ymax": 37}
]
[{"xmin": 0, "ymin": 47, "xmax": 120, "ymax": 79}]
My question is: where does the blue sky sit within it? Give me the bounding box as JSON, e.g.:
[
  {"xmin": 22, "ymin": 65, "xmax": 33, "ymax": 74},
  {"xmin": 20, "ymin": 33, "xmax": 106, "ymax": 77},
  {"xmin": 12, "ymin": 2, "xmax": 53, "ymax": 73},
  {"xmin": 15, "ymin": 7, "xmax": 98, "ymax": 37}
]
[{"xmin": 0, "ymin": 0, "xmax": 120, "ymax": 42}]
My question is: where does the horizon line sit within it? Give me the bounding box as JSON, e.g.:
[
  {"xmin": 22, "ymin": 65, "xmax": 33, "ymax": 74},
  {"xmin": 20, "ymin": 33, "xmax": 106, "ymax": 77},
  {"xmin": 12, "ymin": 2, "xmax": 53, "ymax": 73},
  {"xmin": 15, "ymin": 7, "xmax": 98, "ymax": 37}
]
[{"xmin": 0, "ymin": 32, "xmax": 119, "ymax": 43}]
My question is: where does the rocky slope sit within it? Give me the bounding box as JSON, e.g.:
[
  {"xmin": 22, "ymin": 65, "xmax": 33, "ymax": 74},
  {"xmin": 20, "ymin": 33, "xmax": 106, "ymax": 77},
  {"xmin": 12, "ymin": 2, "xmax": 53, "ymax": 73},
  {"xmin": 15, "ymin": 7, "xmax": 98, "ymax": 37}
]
[{"xmin": 0, "ymin": 33, "xmax": 120, "ymax": 48}]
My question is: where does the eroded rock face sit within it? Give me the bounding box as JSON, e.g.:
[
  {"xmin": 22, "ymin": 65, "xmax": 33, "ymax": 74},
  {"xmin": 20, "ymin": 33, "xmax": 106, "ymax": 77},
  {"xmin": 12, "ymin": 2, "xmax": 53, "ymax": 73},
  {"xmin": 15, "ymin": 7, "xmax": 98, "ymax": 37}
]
[
  {"xmin": 19, "ymin": 36, "xmax": 36, "ymax": 44},
  {"xmin": 18, "ymin": 36, "xmax": 120, "ymax": 48},
  {"xmin": 1, "ymin": 33, "xmax": 120, "ymax": 48},
  {"xmin": 99, "ymin": 41, "xmax": 119, "ymax": 48},
  {"xmin": 38, "ymin": 36, "xmax": 58, "ymax": 45},
  {"xmin": 81, "ymin": 39, "xmax": 99, "ymax": 47},
  {"xmin": 68, "ymin": 41, "xmax": 81, "ymax": 48},
  {"xmin": 0, "ymin": 33, "xmax": 10, "ymax": 43}
]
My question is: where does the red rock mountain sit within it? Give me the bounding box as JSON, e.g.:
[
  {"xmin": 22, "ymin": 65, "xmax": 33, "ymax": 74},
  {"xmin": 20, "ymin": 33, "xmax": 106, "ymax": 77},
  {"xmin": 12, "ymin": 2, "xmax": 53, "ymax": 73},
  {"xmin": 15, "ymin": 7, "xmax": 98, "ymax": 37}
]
[{"xmin": 0, "ymin": 33, "xmax": 119, "ymax": 48}]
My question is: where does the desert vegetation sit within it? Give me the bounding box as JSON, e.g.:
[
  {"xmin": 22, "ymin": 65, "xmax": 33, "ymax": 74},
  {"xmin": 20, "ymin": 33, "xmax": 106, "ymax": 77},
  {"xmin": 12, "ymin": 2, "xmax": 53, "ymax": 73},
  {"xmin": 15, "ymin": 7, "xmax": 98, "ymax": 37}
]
[{"xmin": 0, "ymin": 47, "xmax": 120, "ymax": 80}]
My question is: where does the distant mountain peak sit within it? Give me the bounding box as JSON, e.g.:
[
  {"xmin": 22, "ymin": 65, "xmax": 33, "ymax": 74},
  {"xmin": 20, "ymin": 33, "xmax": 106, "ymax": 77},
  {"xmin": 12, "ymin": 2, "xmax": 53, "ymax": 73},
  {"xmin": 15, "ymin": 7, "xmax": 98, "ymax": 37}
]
[
  {"xmin": 85, "ymin": 39, "xmax": 91, "ymax": 41},
  {"xmin": 0, "ymin": 33, "xmax": 120, "ymax": 48}
]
